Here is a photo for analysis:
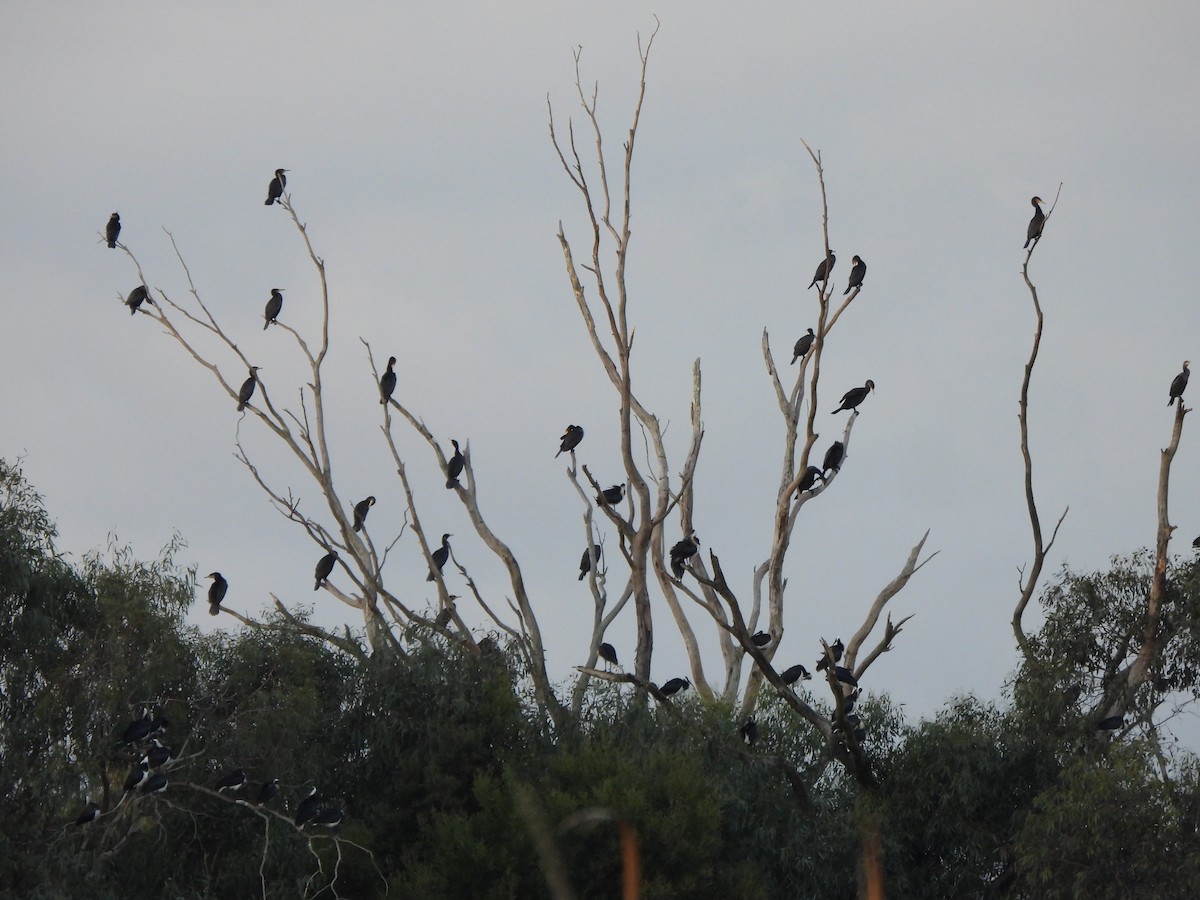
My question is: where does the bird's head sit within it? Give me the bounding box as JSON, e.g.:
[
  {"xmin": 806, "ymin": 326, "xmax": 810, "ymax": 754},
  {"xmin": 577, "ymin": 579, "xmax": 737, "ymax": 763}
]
[
  {"xmin": 207, "ymin": 572, "xmax": 222, "ymax": 580},
  {"xmin": 366, "ymin": 496, "xmax": 376, "ymax": 506},
  {"xmin": 852, "ymin": 255, "xmax": 862, "ymax": 265},
  {"xmin": 276, "ymin": 169, "xmax": 289, "ymax": 176},
  {"xmin": 111, "ymin": 212, "xmax": 120, "ymax": 219},
  {"xmin": 865, "ymin": 379, "xmax": 876, "ymax": 392},
  {"xmin": 442, "ymin": 533, "xmax": 453, "ymax": 542},
  {"xmin": 1032, "ymin": 196, "xmax": 1044, "ymax": 207},
  {"xmin": 387, "ymin": 356, "xmax": 397, "ymax": 367},
  {"xmin": 1185, "ymin": 361, "xmax": 1192, "ymax": 369},
  {"xmin": 249, "ymin": 365, "xmax": 261, "ymax": 374}
]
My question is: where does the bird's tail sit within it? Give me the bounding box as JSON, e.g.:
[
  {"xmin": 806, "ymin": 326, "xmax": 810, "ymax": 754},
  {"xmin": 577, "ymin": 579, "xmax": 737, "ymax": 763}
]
[
  {"xmin": 265, "ymin": 198, "xmax": 274, "ymax": 206},
  {"xmin": 209, "ymin": 604, "xmax": 219, "ymax": 616},
  {"xmin": 263, "ymin": 320, "xmax": 270, "ymax": 331}
]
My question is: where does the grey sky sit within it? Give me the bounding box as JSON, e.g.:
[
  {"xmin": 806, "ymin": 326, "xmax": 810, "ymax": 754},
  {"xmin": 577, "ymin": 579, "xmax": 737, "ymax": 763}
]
[{"xmin": 3, "ymin": 3, "xmax": 1200, "ymax": 732}]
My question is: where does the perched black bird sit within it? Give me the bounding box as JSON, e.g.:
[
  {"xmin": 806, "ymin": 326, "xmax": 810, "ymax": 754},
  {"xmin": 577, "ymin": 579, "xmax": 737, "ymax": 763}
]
[
  {"xmin": 427, "ymin": 533, "xmax": 451, "ymax": 582},
  {"xmin": 556, "ymin": 424, "xmax": 584, "ymax": 458},
  {"xmin": 1169, "ymin": 361, "xmax": 1190, "ymax": 406},
  {"xmin": 670, "ymin": 533, "xmax": 699, "ymax": 578},
  {"xmin": 123, "ymin": 761, "xmax": 149, "ymax": 793},
  {"xmin": 833, "ymin": 665, "xmax": 859, "ymax": 687},
  {"xmin": 807, "ymin": 251, "xmax": 836, "ymax": 289},
  {"xmin": 446, "ymin": 440, "xmax": 465, "ymax": 488},
  {"xmin": 142, "ymin": 773, "xmax": 168, "ymax": 794},
  {"xmin": 73, "ymin": 801, "xmax": 100, "ymax": 826},
  {"xmin": 237, "ymin": 366, "xmax": 261, "ymax": 412},
  {"xmin": 844, "ymin": 255, "xmax": 866, "ymax": 294},
  {"xmin": 1024, "ymin": 196, "xmax": 1045, "ymax": 249},
  {"xmin": 314, "ymin": 550, "xmax": 338, "ymax": 591},
  {"xmin": 118, "ymin": 709, "xmax": 152, "ymax": 746},
  {"xmin": 106, "ymin": 213, "xmax": 121, "ymax": 248},
  {"xmin": 597, "ymin": 641, "xmax": 619, "ymax": 669},
  {"xmin": 144, "ymin": 739, "xmax": 174, "ymax": 769},
  {"xmin": 579, "ymin": 546, "xmax": 600, "ymax": 581},
  {"xmin": 780, "ymin": 664, "xmax": 811, "ymax": 685},
  {"xmin": 216, "ymin": 769, "xmax": 246, "ymax": 792},
  {"xmin": 798, "ymin": 465, "xmax": 823, "ymax": 493},
  {"xmin": 816, "ymin": 638, "xmax": 844, "ymax": 672},
  {"xmin": 822, "ymin": 441, "xmax": 845, "ymax": 477},
  {"xmin": 659, "ymin": 677, "xmax": 691, "ymax": 697},
  {"xmin": 295, "ymin": 787, "xmax": 321, "ymax": 828},
  {"xmin": 265, "ymin": 169, "xmax": 288, "ymax": 206},
  {"xmin": 791, "ymin": 329, "xmax": 815, "ymax": 364},
  {"xmin": 125, "ymin": 284, "xmax": 150, "ymax": 315},
  {"xmin": 263, "ymin": 289, "xmax": 284, "ymax": 330},
  {"xmin": 842, "ymin": 690, "xmax": 861, "ymax": 715},
  {"xmin": 311, "ymin": 807, "xmax": 345, "ymax": 828},
  {"xmin": 740, "ymin": 718, "xmax": 759, "ymax": 747},
  {"xmin": 597, "ymin": 484, "xmax": 625, "ymax": 506},
  {"xmin": 832, "ymin": 380, "xmax": 874, "ymax": 414},
  {"xmin": 379, "ymin": 356, "xmax": 398, "ymax": 405},
  {"xmin": 255, "ymin": 778, "xmax": 280, "ymax": 805},
  {"xmin": 352, "ymin": 496, "xmax": 375, "ymax": 533},
  {"xmin": 750, "ymin": 631, "xmax": 772, "ymax": 647},
  {"xmin": 207, "ymin": 572, "xmax": 227, "ymax": 617},
  {"xmin": 1098, "ymin": 715, "xmax": 1125, "ymax": 732}
]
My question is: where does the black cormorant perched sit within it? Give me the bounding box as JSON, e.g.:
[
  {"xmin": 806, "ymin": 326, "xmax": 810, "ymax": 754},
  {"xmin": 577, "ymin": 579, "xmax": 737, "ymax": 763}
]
[
  {"xmin": 659, "ymin": 677, "xmax": 691, "ymax": 697},
  {"xmin": 144, "ymin": 739, "xmax": 174, "ymax": 769},
  {"xmin": 1169, "ymin": 361, "xmax": 1190, "ymax": 406},
  {"xmin": 207, "ymin": 572, "xmax": 227, "ymax": 617},
  {"xmin": 1024, "ymin": 196, "xmax": 1045, "ymax": 249},
  {"xmin": 556, "ymin": 424, "xmax": 584, "ymax": 458},
  {"xmin": 255, "ymin": 778, "xmax": 280, "ymax": 805},
  {"xmin": 816, "ymin": 638, "xmax": 844, "ymax": 672},
  {"xmin": 142, "ymin": 773, "xmax": 168, "ymax": 794},
  {"xmin": 832, "ymin": 380, "xmax": 874, "ymax": 414},
  {"xmin": 670, "ymin": 533, "xmax": 699, "ymax": 578},
  {"xmin": 295, "ymin": 787, "xmax": 320, "ymax": 827},
  {"xmin": 822, "ymin": 441, "xmax": 845, "ymax": 477},
  {"xmin": 579, "ymin": 546, "xmax": 600, "ymax": 581},
  {"xmin": 751, "ymin": 631, "xmax": 772, "ymax": 647},
  {"xmin": 791, "ymin": 329, "xmax": 815, "ymax": 364},
  {"xmin": 780, "ymin": 664, "xmax": 811, "ymax": 684},
  {"xmin": 844, "ymin": 255, "xmax": 866, "ymax": 294},
  {"xmin": 740, "ymin": 718, "xmax": 759, "ymax": 746},
  {"xmin": 379, "ymin": 356, "xmax": 397, "ymax": 405},
  {"xmin": 216, "ymin": 769, "xmax": 246, "ymax": 792},
  {"xmin": 798, "ymin": 465, "xmax": 823, "ymax": 493},
  {"xmin": 314, "ymin": 551, "xmax": 338, "ymax": 590},
  {"xmin": 427, "ymin": 533, "xmax": 451, "ymax": 581},
  {"xmin": 263, "ymin": 289, "xmax": 283, "ymax": 330},
  {"xmin": 265, "ymin": 169, "xmax": 288, "ymax": 206},
  {"xmin": 73, "ymin": 801, "xmax": 100, "ymax": 826},
  {"xmin": 106, "ymin": 213, "xmax": 121, "ymax": 248},
  {"xmin": 352, "ymin": 496, "xmax": 375, "ymax": 533},
  {"xmin": 598, "ymin": 641, "xmax": 619, "ymax": 669},
  {"xmin": 1098, "ymin": 715, "xmax": 1125, "ymax": 732},
  {"xmin": 118, "ymin": 709, "xmax": 152, "ymax": 746},
  {"xmin": 446, "ymin": 440, "xmax": 465, "ymax": 488},
  {"xmin": 597, "ymin": 484, "xmax": 625, "ymax": 506},
  {"xmin": 237, "ymin": 366, "xmax": 261, "ymax": 412},
  {"xmin": 807, "ymin": 251, "xmax": 836, "ymax": 289},
  {"xmin": 125, "ymin": 285, "xmax": 149, "ymax": 315},
  {"xmin": 833, "ymin": 665, "xmax": 859, "ymax": 687},
  {"xmin": 124, "ymin": 761, "xmax": 149, "ymax": 793},
  {"xmin": 312, "ymin": 807, "xmax": 345, "ymax": 827}
]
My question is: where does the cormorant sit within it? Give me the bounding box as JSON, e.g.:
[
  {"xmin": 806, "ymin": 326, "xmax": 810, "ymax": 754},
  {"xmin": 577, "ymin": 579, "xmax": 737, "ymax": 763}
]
[
  {"xmin": 125, "ymin": 285, "xmax": 149, "ymax": 315},
  {"xmin": 751, "ymin": 631, "xmax": 772, "ymax": 647},
  {"xmin": 237, "ymin": 366, "xmax": 261, "ymax": 412},
  {"xmin": 780, "ymin": 664, "xmax": 811, "ymax": 684},
  {"xmin": 659, "ymin": 677, "xmax": 691, "ymax": 697},
  {"xmin": 446, "ymin": 440, "xmax": 465, "ymax": 488},
  {"xmin": 352, "ymin": 496, "xmax": 375, "ymax": 533},
  {"xmin": 144, "ymin": 739, "xmax": 174, "ymax": 769},
  {"xmin": 216, "ymin": 769, "xmax": 246, "ymax": 792},
  {"xmin": 598, "ymin": 641, "xmax": 619, "ymax": 669},
  {"xmin": 73, "ymin": 801, "xmax": 100, "ymax": 826},
  {"xmin": 740, "ymin": 718, "xmax": 759, "ymax": 746},
  {"xmin": 1024, "ymin": 197, "xmax": 1045, "ymax": 249},
  {"xmin": 295, "ymin": 787, "xmax": 320, "ymax": 827},
  {"xmin": 597, "ymin": 484, "xmax": 625, "ymax": 506},
  {"xmin": 556, "ymin": 424, "xmax": 584, "ymax": 458},
  {"xmin": 207, "ymin": 572, "xmax": 227, "ymax": 617},
  {"xmin": 832, "ymin": 380, "xmax": 874, "ymax": 414},
  {"xmin": 255, "ymin": 778, "xmax": 280, "ymax": 805},
  {"xmin": 1098, "ymin": 715, "xmax": 1125, "ymax": 732},
  {"xmin": 815, "ymin": 638, "xmax": 844, "ymax": 672},
  {"xmin": 427, "ymin": 533, "xmax": 451, "ymax": 581},
  {"xmin": 822, "ymin": 441, "xmax": 845, "ymax": 477},
  {"xmin": 844, "ymin": 255, "xmax": 866, "ymax": 294},
  {"xmin": 834, "ymin": 665, "xmax": 859, "ymax": 687},
  {"xmin": 380, "ymin": 356, "xmax": 397, "ymax": 405},
  {"xmin": 312, "ymin": 807, "xmax": 345, "ymax": 828},
  {"xmin": 142, "ymin": 773, "xmax": 168, "ymax": 794},
  {"xmin": 791, "ymin": 329, "xmax": 815, "ymax": 364},
  {"xmin": 1169, "ymin": 361, "xmax": 1190, "ymax": 406},
  {"xmin": 106, "ymin": 213, "xmax": 121, "ymax": 248},
  {"xmin": 807, "ymin": 251, "xmax": 836, "ymax": 289},
  {"xmin": 263, "ymin": 289, "xmax": 283, "ymax": 330},
  {"xmin": 265, "ymin": 169, "xmax": 288, "ymax": 206},
  {"xmin": 579, "ymin": 546, "xmax": 600, "ymax": 581},
  {"xmin": 123, "ymin": 761, "xmax": 149, "ymax": 793},
  {"xmin": 118, "ymin": 709, "xmax": 152, "ymax": 746},
  {"xmin": 670, "ymin": 533, "xmax": 699, "ymax": 578},
  {"xmin": 314, "ymin": 551, "xmax": 338, "ymax": 591},
  {"xmin": 798, "ymin": 465, "xmax": 823, "ymax": 493}
]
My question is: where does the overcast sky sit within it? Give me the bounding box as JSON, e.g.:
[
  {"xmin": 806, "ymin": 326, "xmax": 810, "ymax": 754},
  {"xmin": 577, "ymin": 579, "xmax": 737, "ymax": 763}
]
[{"xmin": 4, "ymin": 3, "xmax": 1200, "ymax": 736}]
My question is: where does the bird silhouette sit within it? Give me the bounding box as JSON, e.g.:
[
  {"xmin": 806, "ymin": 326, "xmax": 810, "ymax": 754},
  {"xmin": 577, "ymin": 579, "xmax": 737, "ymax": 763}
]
[
  {"xmin": 1024, "ymin": 196, "xmax": 1045, "ymax": 249},
  {"xmin": 832, "ymin": 381, "xmax": 874, "ymax": 414},
  {"xmin": 427, "ymin": 533, "xmax": 452, "ymax": 581},
  {"xmin": 263, "ymin": 289, "xmax": 283, "ymax": 330},
  {"xmin": 352, "ymin": 496, "xmax": 375, "ymax": 533},
  {"xmin": 265, "ymin": 169, "xmax": 288, "ymax": 206},
  {"xmin": 314, "ymin": 550, "xmax": 338, "ymax": 591},
  {"xmin": 125, "ymin": 285, "xmax": 150, "ymax": 315},
  {"xmin": 446, "ymin": 440, "xmax": 465, "ymax": 488},
  {"xmin": 845, "ymin": 255, "xmax": 866, "ymax": 294},
  {"xmin": 556, "ymin": 425, "xmax": 584, "ymax": 458},
  {"xmin": 791, "ymin": 329, "xmax": 815, "ymax": 364},
  {"xmin": 105, "ymin": 213, "xmax": 121, "ymax": 248},
  {"xmin": 1169, "ymin": 361, "xmax": 1190, "ymax": 406},
  {"xmin": 379, "ymin": 356, "xmax": 397, "ymax": 405},
  {"xmin": 237, "ymin": 367, "xmax": 261, "ymax": 412},
  {"xmin": 807, "ymin": 251, "xmax": 835, "ymax": 289},
  {"xmin": 207, "ymin": 572, "xmax": 227, "ymax": 616}
]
